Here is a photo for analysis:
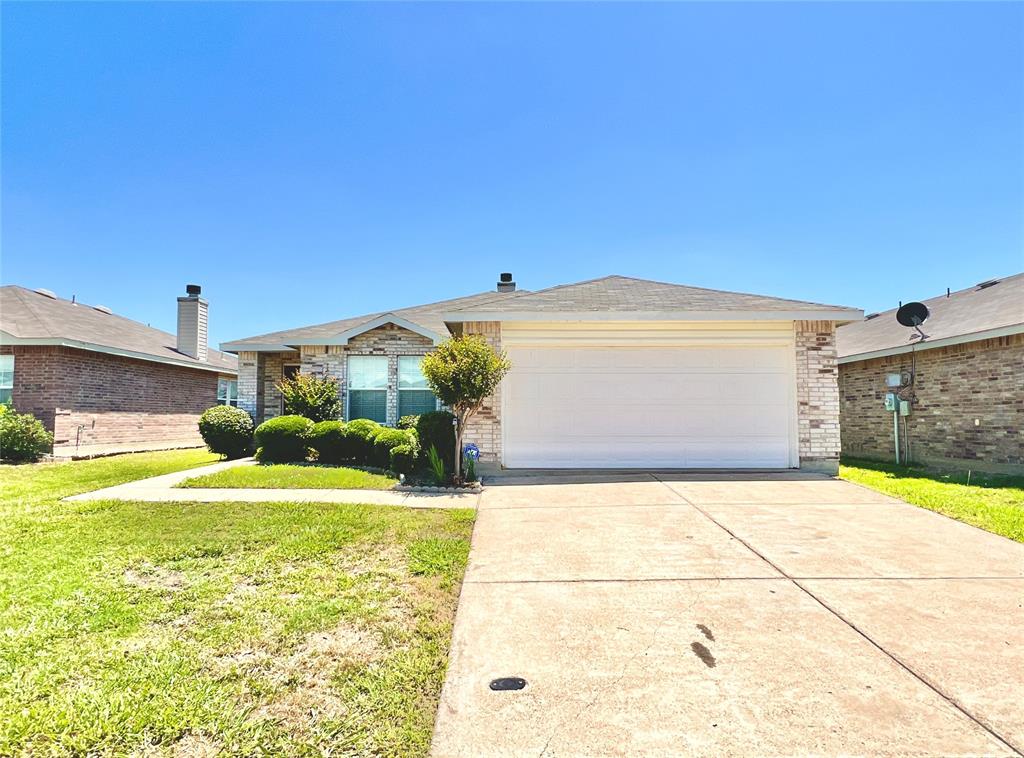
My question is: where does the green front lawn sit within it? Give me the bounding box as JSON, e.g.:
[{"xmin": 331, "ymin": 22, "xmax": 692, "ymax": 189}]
[
  {"xmin": 840, "ymin": 458, "xmax": 1024, "ymax": 543},
  {"xmin": 0, "ymin": 451, "xmax": 473, "ymax": 756},
  {"xmin": 178, "ymin": 463, "xmax": 398, "ymax": 490}
]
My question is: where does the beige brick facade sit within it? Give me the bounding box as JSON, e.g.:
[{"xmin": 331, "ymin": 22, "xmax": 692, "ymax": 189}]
[
  {"xmin": 240, "ymin": 319, "xmax": 844, "ymax": 471},
  {"xmin": 243, "ymin": 324, "xmax": 440, "ymax": 428},
  {"xmin": 839, "ymin": 333, "xmax": 1023, "ymax": 473},
  {"xmin": 794, "ymin": 320, "xmax": 841, "ymax": 473},
  {"xmin": 461, "ymin": 321, "xmax": 503, "ymax": 464}
]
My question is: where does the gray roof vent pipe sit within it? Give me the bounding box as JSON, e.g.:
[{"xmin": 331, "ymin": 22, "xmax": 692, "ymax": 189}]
[{"xmin": 497, "ymin": 272, "xmax": 516, "ymax": 293}]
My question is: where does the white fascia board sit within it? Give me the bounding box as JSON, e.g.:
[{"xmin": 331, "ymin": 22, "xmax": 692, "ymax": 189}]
[
  {"xmin": 220, "ymin": 342, "xmax": 296, "ymax": 353},
  {"xmin": 838, "ymin": 323, "xmax": 1024, "ymax": 364},
  {"xmin": 0, "ymin": 334, "xmax": 237, "ymax": 375},
  {"xmin": 443, "ymin": 309, "xmax": 864, "ymax": 324},
  {"xmin": 284, "ymin": 314, "xmax": 445, "ymax": 346}
]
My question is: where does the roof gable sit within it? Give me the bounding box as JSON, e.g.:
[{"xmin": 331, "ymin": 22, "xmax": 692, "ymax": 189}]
[
  {"xmin": 221, "ymin": 290, "xmax": 525, "ymax": 352},
  {"xmin": 285, "ymin": 314, "xmax": 446, "ymax": 346}
]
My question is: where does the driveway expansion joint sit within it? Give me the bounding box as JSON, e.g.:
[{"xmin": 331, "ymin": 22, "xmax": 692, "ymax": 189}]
[{"xmin": 651, "ymin": 473, "xmax": 1024, "ymax": 756}]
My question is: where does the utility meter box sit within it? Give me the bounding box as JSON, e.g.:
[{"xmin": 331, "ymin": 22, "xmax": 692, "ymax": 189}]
[
  {"xmin": 884, "ymin": 393, "xmax": 898, "ymax": 412},
  {"xmin": 899, "ymin": 400, "xmax": 911, "ymax": 416},
  {"xmin": 885, "ymin": 373, "xmax": 902, "ymax": 388}
]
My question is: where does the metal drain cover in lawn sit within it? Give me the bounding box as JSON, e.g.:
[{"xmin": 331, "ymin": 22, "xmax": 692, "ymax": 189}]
[{"xmin": 489, "ymin": 677, "xmax": 527, "ymax": 691}]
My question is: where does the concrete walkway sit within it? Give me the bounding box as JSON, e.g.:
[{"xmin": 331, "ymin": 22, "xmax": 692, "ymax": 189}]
[
  {"xmin": 432, "ymin": 472, "xmax": 1024, "ymax": 757},
  {"xmin": 64, "ymin": 458, "xmax": 477, "ymax": 509}
]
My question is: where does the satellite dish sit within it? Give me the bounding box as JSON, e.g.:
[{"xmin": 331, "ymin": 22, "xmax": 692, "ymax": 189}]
[{"xmin": 896, "ymin": 302, "xmax": 929, "ymax": 327}]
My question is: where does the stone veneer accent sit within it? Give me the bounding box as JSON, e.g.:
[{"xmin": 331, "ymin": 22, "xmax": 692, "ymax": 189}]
[
  {"xmin": 839, "ymin": 333, "xmax": 1023, "ymax": 473},
  {"xmin": 794, "ymin": 320, "xmax": 841, "ymax": 474}
]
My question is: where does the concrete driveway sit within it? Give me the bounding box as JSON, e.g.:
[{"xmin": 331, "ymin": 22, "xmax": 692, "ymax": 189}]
[{"xmin": 432, "ymin": 473, "xmax": 1024, "ymax": 757}]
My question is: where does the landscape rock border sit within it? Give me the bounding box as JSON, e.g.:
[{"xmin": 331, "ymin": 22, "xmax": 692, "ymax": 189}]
[{"xmin": 394, "ymin": 482, "xmax": 483, "ymax": 494}]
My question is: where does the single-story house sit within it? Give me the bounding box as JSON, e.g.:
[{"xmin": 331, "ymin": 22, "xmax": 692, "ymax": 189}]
[
  {"xmin": 837, "ymin": 272, "xmax": 1023, "ymax": 474},
  {"xmin": 223, "ymin": 274, "xmax": 861, "ymax": 473},
  {"xmin": 0, "ymin": 284, "xmax": 238, "ymax": 457}
]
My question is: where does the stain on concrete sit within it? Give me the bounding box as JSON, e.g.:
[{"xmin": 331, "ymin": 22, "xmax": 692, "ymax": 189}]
[
  {"xmin": 690, "ymin": 641, "xmax": 716, "ymax": 668},
  {"xmin": 696, "ymin": 624, "xmax": 714, "ymax": 642}
]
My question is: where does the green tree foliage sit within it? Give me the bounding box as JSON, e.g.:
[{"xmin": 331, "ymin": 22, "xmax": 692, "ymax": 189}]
[
  {"xmin": 275, "ymin": 373, "xmax": 342, "ymax": 422},
  {"xmin": 421, "ymin": 336, "xmax": 510, "ymax": 481}
]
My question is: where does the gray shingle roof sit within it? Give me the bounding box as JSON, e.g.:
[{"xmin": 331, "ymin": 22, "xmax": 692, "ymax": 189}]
[
  {"xmin": 221, "ymin": 290, "xmax": 525, "ymax": 351},
  {"xmin": 446, "ymin": 275, "xmax": 860, "ymax": 315},
  {"xmin": 0, "ymin": 285, "xmax": 237, "ymax": 373},
  {"xmin": 837, "ymin": 272, "xmax": 1024, "ymax": 360}
]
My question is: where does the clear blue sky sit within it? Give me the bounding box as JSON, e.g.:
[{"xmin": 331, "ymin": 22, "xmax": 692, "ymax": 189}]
[{"xmin": 3, "ymin": 2, "xmax": 1022, "ymax": 347}]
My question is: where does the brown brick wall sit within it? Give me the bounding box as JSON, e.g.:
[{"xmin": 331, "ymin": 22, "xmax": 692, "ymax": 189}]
[
  {"xmin": 838, "ymin": 333, "xmax": 1024, "ymax": 473},
  {"xmin": 2, "ymin": 345, "xmax": 225, "ymax": 450}
]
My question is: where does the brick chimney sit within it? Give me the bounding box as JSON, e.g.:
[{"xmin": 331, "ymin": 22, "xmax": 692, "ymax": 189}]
[
  {"xmin": 497, "ymin": 272, "xmax": 516, "ymax": 293},
  {"xmin": 176, "ymin": 284, "xmax": 208, "ymax": 361}
]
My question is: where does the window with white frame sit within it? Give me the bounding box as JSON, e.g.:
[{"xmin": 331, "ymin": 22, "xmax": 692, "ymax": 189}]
[
  {"xmin": 217, "ymin": 377, "xmax": 239, "ymax": 407},
  {"xmin": 398, "ymin": 356, "xmax": 436, "ymax": 419},
  {"xmin": 347, "ymin": 356, "xmax": 388, "ymax": 423},
  {"xmin": 0, "ymin": 355, "xmax": 13, "ymax": 406}
]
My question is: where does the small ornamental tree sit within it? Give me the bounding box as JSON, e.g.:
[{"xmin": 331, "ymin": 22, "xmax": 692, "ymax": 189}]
[
  {"xmin": 275, "ymin": 373, "xmax": 342, "ymax": 422},
  {"xmin": 421, "ymin": 335, "xmax": 510, "ymax": 482}
]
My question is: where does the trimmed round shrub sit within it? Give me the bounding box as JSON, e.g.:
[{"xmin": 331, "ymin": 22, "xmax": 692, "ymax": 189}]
[
  {"xmin": 372, "ymin": 427, "xmax": 416, "ymax": 468},
  {"xmin": 398, "ymin": 414, "xmax": 420, "ymax": 430},
  {"xmin": 307, "ymin": 420, "xmax": 353, "ymax": 465},
  {"xmin": 416, "ymin": 410, "xmax": 456, "ymax": 474},
  {"xmin": 389, "ymin": 444, "xmax": 417, "ymax": 475},
  {"xmin": 344, "ymin": 418, "xmax": 382, "ymax": 464},
  {"xmin": 254, "ymin": 415, "xmax": 312, "ymax": 463},
  {"xmin": 198, "ymin": 405, "xmax": 254, "ymax": 459},
  {"xmin": 0, "ymin": 408, "xmax": 53, "ymax": 462}
]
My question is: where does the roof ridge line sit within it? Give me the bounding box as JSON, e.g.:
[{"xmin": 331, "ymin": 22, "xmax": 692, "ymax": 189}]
[{"xmin": 449, "ymin": 274, "xmax": 859, "ymax": 310}]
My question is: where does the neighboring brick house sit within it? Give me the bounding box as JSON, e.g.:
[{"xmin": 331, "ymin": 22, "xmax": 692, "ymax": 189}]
[
  {"xmin": 224, "ymin": 274, "xmax": 860, "ymax": 473},
  {"xmin": 0, "ymin": 284, "xmax": 238, "ymax": 457},
  {"xmin": 837, "ymin": 273, "xmax": 1024, "ymax": 474}
]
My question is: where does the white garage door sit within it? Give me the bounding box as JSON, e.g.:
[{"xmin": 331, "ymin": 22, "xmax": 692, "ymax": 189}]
[{"xmin": 503, "ymin": 328, "xmax": 796, "ymax": 469}]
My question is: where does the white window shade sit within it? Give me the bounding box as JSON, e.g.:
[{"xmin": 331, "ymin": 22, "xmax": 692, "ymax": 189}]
[
  {"xmin": 349, "ymin": 356, "xmax": 388, "ymax": 389},
  {"xmin": 398, "ymin": 356, "xmax": 430, "ymax": 389},
  {"xmin": 348, "ymin": 356, "xmax": 388, "ymax": 423}
]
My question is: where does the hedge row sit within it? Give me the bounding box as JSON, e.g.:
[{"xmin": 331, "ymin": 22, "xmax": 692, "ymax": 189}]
[
  {"xmin": 252, "ymin": 415, "xmax": 419, "ymax": 472},
  {"xmin": 197, "ymin": 406, "xmax": 457, "ymax": 478}
]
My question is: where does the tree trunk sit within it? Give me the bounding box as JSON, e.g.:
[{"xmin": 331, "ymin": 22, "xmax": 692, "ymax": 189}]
[
  {"xmin": 453, "ymin": 406, "xmax": 475, "ymax": 483},
  {"xmin": 453, "ymin": 420, "xmax": 463, "ymax": 483}
]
